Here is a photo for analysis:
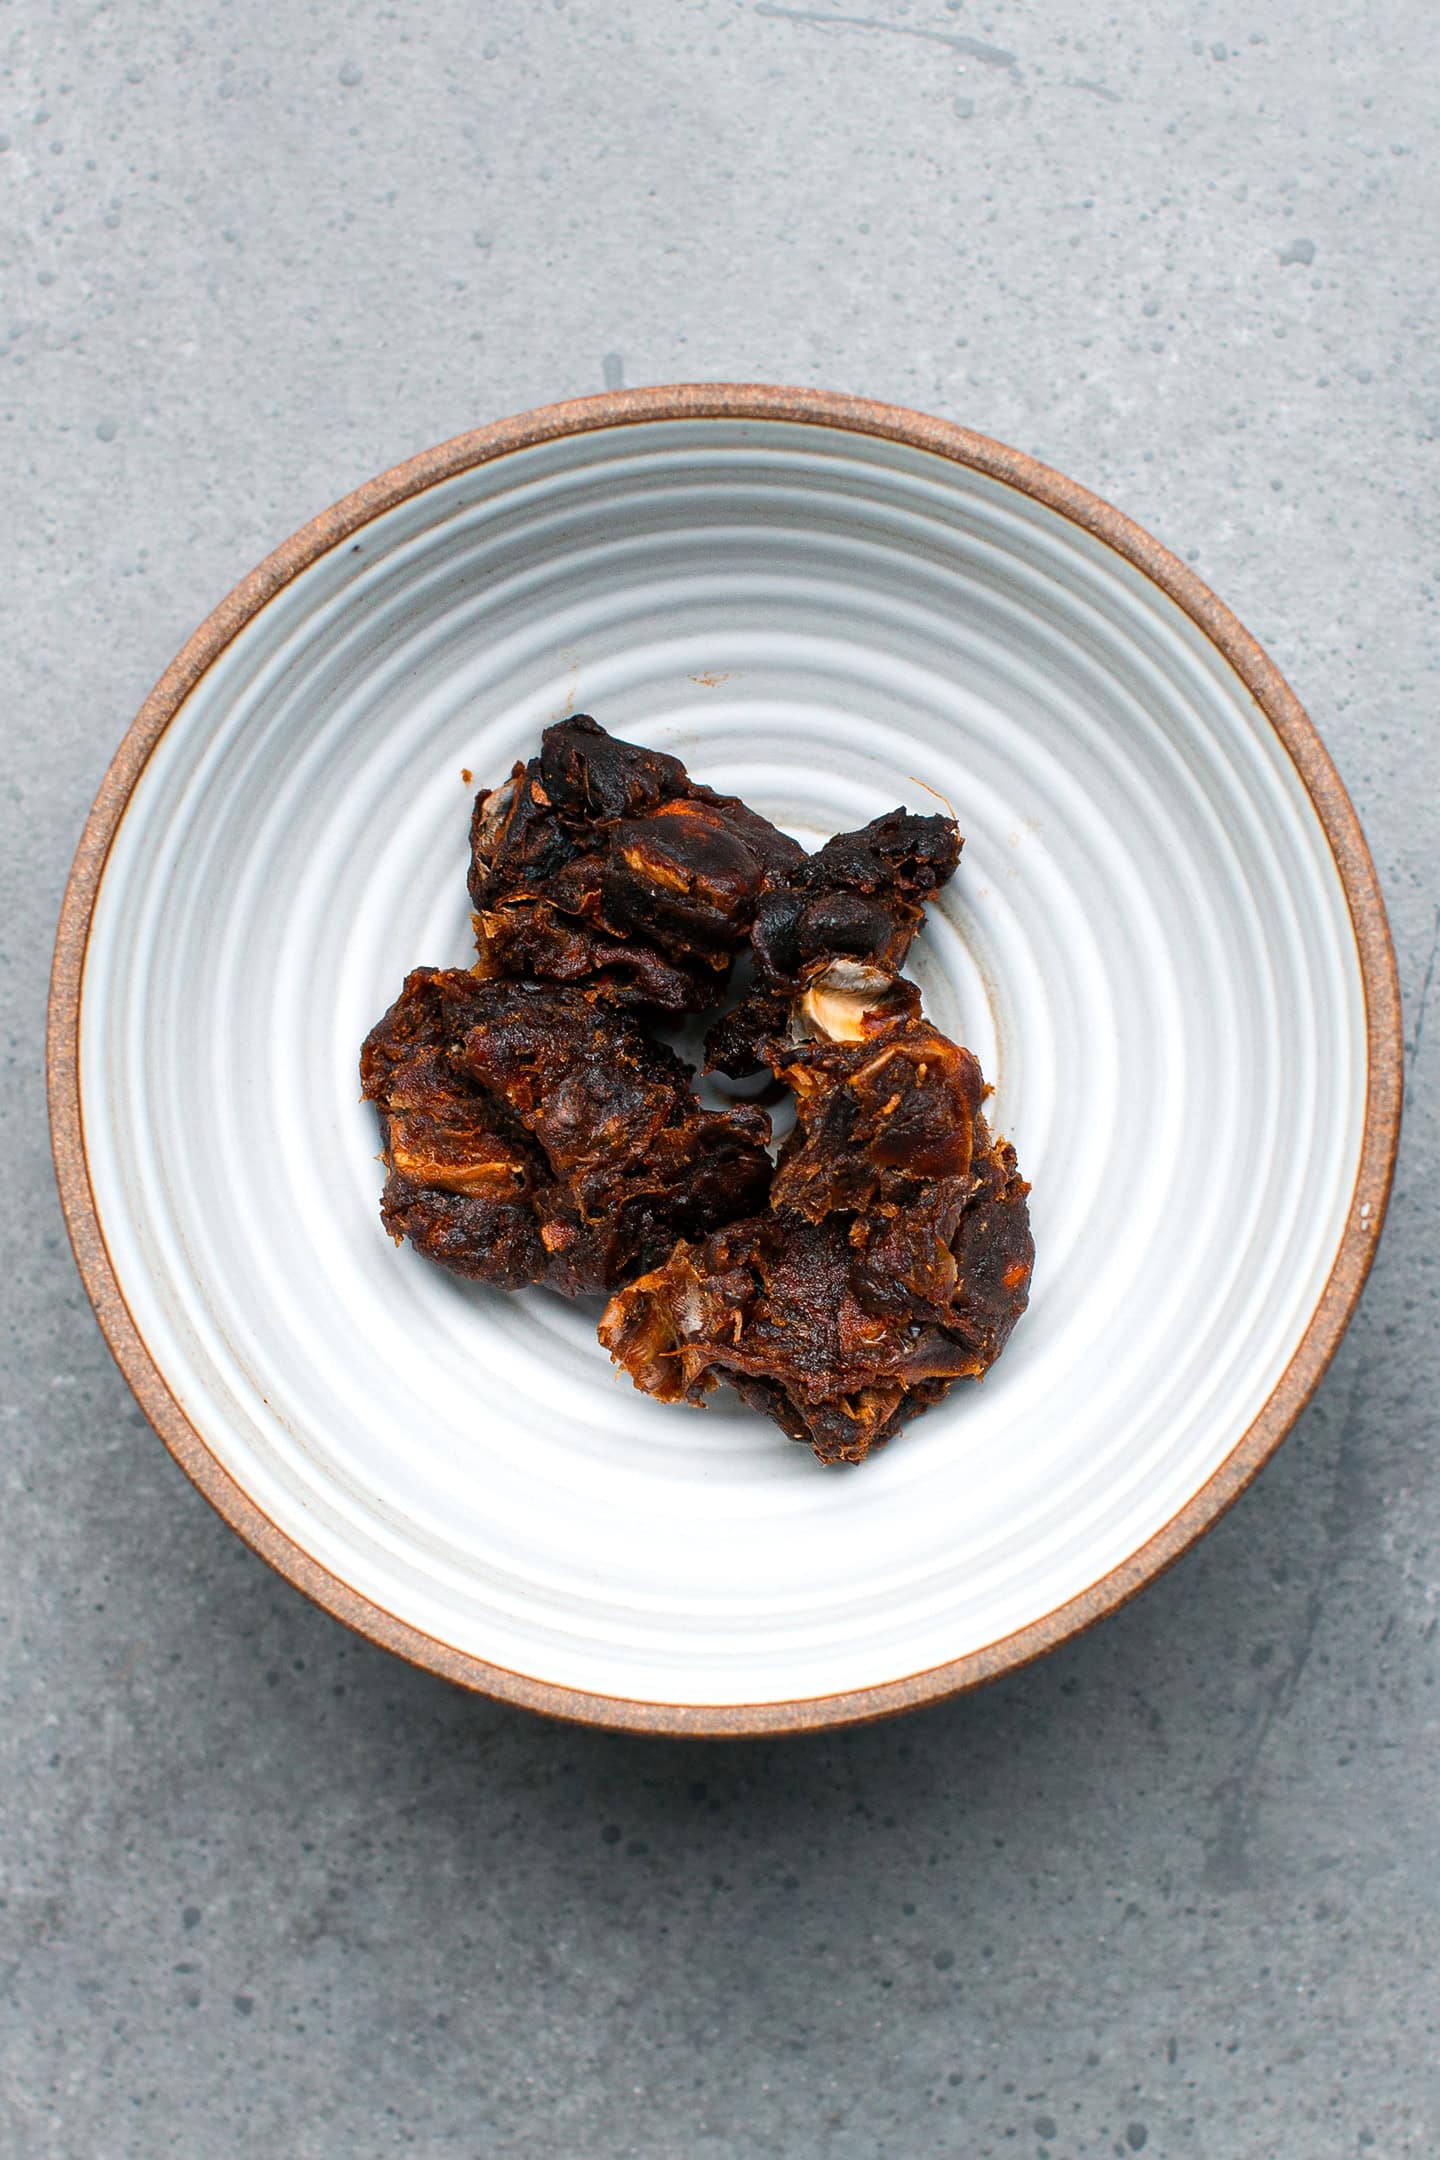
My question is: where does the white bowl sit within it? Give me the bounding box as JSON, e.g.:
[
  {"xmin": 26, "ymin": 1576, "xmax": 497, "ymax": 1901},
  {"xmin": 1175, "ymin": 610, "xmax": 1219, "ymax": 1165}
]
[{"xmin": 49, "ymin": 387, "xmax": 1401, "ymax": 1734}]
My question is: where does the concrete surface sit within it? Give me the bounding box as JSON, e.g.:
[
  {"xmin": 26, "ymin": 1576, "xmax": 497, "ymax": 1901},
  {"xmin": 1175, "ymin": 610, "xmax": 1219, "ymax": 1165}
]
[{"xmin": 3, "ymin": 3, "xmax": 1437, "ymax": 2154}]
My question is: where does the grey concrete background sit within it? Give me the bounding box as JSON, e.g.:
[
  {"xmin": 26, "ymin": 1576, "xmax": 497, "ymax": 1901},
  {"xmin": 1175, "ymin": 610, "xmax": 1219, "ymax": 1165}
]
[{"xmin": 2, "ymin": 2, "xmax": 1436, "ymax": 2154}]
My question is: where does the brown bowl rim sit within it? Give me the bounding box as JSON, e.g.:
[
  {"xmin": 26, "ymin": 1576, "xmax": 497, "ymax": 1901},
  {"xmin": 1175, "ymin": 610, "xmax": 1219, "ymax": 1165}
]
[{"xmin": 47, "ymin": 383, "xmax": 1403, "ymax": 1737}]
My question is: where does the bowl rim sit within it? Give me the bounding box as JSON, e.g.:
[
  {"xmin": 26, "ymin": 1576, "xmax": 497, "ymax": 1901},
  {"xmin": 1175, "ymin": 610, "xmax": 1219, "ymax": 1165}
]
[{"xmin": 47, "ymin": 382, "xmax": 1403, "ymax": 1737}]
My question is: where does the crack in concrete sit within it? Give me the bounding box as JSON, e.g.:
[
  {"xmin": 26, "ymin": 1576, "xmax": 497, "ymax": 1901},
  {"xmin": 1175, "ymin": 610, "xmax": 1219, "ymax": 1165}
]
[
  {"xmin": 754, "ymin": 5, "xmax": 1018, "ymax": 67},
  {"xmin": 1203, "ymin": 1346, "xmax": 1371, "ymax": 1890},
  {"xmin": 1407, "ymin": 901, "xmax": 1439, "ymax": 1069}
]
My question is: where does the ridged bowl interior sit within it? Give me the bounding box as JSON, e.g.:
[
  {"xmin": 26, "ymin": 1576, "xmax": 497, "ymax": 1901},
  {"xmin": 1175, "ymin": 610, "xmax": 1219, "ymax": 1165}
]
[{"xmin": 78, "ymin": 416, "xmax": 1368, "ymax": 1711}]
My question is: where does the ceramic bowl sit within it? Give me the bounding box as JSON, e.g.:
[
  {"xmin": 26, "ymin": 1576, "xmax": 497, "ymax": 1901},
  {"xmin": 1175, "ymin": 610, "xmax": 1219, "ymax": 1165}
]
[{"xmin": 49, "ymin": 387, "xmax": 1401, "ymax": 1733}]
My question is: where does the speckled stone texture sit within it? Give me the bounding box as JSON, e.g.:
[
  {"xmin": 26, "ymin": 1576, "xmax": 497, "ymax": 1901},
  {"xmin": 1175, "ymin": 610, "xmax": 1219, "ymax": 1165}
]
[{"xmin": 3, "ymin": 3, "xmax": 1437, "ymax": 2155}]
